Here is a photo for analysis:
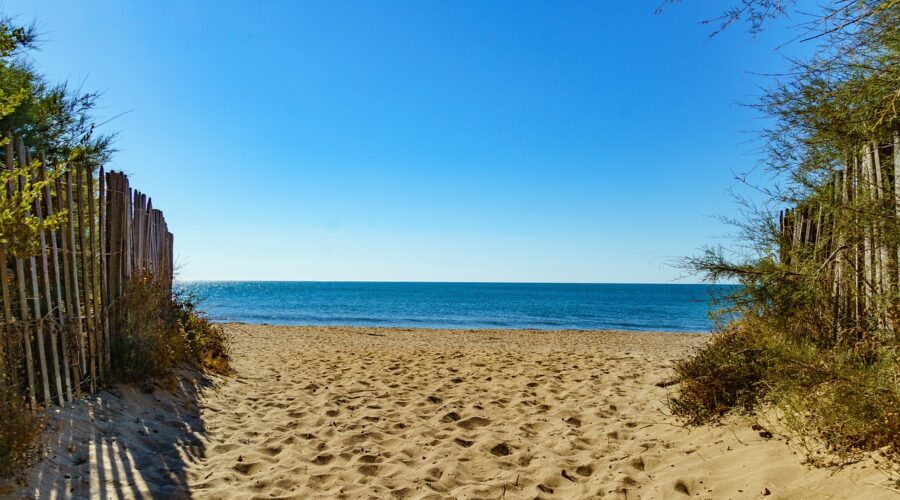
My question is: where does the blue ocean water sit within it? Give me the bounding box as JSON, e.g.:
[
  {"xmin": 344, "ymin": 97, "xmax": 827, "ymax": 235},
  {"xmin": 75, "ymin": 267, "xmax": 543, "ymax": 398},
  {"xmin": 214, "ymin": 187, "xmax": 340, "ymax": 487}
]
[{"xmin": 175, "ymin": 281, "xmax": 735, "ymax": 332}]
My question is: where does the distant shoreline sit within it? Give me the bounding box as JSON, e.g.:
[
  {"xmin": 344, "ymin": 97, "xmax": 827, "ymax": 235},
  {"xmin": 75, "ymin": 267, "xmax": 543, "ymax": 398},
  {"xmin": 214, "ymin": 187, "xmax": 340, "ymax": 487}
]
[
  {"xmin": 178, "ymin": 281, "xmax": 725, "ymax": 332},
  {"xmin": 214, "ymin": 320, "xmax": 714, "ymax": 334},
  {"xmin": 176, "ymin": 279, "xmax": 737, "ymax": 286}
]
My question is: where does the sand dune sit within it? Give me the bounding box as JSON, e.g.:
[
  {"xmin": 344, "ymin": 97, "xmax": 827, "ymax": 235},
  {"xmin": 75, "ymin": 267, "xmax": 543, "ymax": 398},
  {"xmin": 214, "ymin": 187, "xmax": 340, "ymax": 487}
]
[{"xmin": 13, "ymin": 325, "xmax": 898, "ymax": 499}]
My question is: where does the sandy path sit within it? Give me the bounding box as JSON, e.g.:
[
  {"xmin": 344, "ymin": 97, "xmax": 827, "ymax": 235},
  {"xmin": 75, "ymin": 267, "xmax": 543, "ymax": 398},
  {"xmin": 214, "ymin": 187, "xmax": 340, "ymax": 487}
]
[
  {"xmin": 13, "ymin": 324, "xmax": 898, "ymax": 499},
  {"xmin": 189, "ymin": 325, "xmax": 896, "ymax": 499}
]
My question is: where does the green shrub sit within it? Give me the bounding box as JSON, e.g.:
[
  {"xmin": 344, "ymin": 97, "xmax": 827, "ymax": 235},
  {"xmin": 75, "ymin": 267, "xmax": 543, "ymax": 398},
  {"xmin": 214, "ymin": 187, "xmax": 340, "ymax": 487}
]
[
  {"xmin": 669, "ymin": 320, "xmax": 771, "ymax": 424},
  {"xmin": 670, "ymin": 317, "xmax": 900, "ymax": 467}
]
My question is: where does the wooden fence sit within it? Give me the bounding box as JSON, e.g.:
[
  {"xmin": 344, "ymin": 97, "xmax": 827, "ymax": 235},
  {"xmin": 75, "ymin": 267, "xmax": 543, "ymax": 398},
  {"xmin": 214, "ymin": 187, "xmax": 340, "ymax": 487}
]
[
  {"xmin": 0, "ymin": 136, "xmax": 173, "ymax": 408},
  {"xmin": 777, "ymin": 131, "xmax": 900, "ymax": 334}
]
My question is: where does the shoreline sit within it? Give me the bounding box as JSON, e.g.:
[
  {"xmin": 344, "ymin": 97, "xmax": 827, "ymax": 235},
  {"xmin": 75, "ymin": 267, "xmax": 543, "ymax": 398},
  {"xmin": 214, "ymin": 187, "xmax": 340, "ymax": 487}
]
[
  {"xmin": 16, "ymin": 324, "xmax": 896, "ymax": 499},
  {"xmin": 210, "ymin": 320, "xmax": 715, "ymax": 335}
]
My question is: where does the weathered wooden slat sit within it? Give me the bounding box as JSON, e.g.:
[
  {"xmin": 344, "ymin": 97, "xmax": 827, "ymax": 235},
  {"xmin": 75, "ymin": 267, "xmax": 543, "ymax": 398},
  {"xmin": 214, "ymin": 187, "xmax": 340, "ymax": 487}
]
[
  {"xmin": 870, "ymin": 143, "xmax": 887, "ymax": 304},
  {"xmin": 115, "ymin": 173, "xmax": 125, "ymax": 339},
  {"xmin": 87, "ymin": 168, "xmax": 104, "ymax": 382},
  {"xmin": 99, "ymin": 168, "xmax": 110, "ymax": 372},
  {"xmin": 134, "ymin": 191, "xmax": 141, "ymax": 275},
  {"xmin": 64, "ymin": 169, "xmax": 86, "ymax": 386},
  {"xmin": 14, "ymin": 254, "xmax": 35, "ymax": 407},
  {"xmin": 895, "ymin": 131, "xmax": 900, "ymax": 287},
  {"xmin": 861, "ymin": 149, "xmax": 874, "ymax": 311},
  {"xmin": 42, "ymin": 157, "xmax": 72, "ymax": 402},
  {"xmin": 125, "ymin": 182, "xmax": 132, "ymax": 282},
  {"xmin": 168, "ymin": 233, "xmax": 174, "ymax": 284},
  {"xmin": 75, "ymin": 164, "xmax": 96, "ymax": 392}
]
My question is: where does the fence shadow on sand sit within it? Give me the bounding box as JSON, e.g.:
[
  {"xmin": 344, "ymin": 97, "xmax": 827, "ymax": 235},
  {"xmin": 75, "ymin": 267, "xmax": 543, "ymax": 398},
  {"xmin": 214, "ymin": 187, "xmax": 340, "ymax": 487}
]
[{"xmin": 19, "ymin": 370, "xmax": 212, "ymax": 499}]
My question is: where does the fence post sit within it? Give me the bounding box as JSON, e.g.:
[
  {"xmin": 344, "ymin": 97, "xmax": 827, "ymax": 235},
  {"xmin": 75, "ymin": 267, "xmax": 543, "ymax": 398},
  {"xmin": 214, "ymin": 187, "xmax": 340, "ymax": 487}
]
[{"xmin": 43, "ymin": 157, "xmax": 73, "ymax": 402}]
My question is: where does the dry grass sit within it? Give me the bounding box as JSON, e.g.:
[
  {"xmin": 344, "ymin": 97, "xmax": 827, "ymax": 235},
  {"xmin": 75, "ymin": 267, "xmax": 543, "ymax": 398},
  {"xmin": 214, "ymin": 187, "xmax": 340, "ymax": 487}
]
[
  {"xmin": 1, "ymin": 275, "xmax": 229, "ymax": 485},
  {"xmin": 111, "ymin": 273, "xmax": 231, "ymax": 384},
  {"xmin": 175, "ymin": 296, "xmax": 231, "ymax": 375},
  {"xmin": 668, "ymin": 320, "xmax": 770, "ymax": 424},
  {"xmin": 670, "ymin": 317, "xmax": 900, "ymax": 473},
  {"xmin": 0, "ymin": 385, "xmax": 42, "ymax": 484}
]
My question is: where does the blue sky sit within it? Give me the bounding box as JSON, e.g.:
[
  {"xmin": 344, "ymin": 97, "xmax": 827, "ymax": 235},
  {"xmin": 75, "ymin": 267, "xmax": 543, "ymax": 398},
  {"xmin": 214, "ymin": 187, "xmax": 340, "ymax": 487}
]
[{"xmin": 4, "ymin": 1, "xmax": 805, "ymax": 282}]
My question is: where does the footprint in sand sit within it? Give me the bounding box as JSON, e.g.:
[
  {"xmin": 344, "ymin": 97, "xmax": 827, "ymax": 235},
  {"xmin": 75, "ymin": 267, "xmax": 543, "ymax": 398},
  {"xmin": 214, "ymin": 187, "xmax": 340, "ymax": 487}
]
[
  {"xmin": 575, "ymin": 464, "xmax": 594, "ymax": 477},
  {"xmin": 358, "ymin": 464, "xmax": 380, "ymax": 476},
  {"xmin": 232, "ymin": 461, "xmax": 265, "ymax": 476},
  {"xmin": 441, "ymin": 411, "xmax": 461, "ymax": 423},
  {"xmin": 565, "ymin": 416, "xmax": 582, "ymax": 427},
  {"xmin": 490, "ymin": 443, "xmax": 512, "ymax": 456},
  {"xmin": 454, "ymin": 438, "xmax": 475, "ymax": 448},
  {"xmin": 457, "ymin": 416, "xmax": 490, "ymax": 430}
]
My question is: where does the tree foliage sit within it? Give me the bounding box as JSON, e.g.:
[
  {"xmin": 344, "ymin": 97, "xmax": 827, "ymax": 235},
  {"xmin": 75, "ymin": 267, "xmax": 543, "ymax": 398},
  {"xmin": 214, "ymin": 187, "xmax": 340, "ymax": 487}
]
[
  {"xmin": 0, "ymin": 15, "xmax": 112, "ymax": 258},
  {"xmin": 668, "ymin": 1, "xmax": 900, "ymax": 469}
]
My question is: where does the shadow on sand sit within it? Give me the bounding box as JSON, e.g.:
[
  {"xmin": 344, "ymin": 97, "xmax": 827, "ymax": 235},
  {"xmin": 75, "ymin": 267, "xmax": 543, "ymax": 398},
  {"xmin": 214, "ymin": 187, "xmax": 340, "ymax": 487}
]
[{"xmin": 17, "ymin": 369, "xmax": 213, "ymax": 499}]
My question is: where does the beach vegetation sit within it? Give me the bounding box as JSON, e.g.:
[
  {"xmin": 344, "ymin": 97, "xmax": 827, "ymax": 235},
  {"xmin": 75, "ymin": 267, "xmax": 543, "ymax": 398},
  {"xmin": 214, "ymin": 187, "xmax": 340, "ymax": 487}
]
[
  {"xmin": 111, "ymin": 273, "xmax": 232, "ymax": 386},
  {"xmin": 0, "ymin": 383, "xmax": 41, "ymax": 486},
  {"xmin": 0, "ymin": 13, "xmax": 228, "ymax": 480},
  {"xmin": 670, "ymin": 0, "xmax": 900, "ymax": 471}
]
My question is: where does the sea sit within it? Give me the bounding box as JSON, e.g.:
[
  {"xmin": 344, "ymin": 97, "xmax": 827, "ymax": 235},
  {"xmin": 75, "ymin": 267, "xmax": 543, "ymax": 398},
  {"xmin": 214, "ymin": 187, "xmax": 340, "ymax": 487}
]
[{"xmin": 174, "ymin": 282, "xmax": 737, "ymax": 333}]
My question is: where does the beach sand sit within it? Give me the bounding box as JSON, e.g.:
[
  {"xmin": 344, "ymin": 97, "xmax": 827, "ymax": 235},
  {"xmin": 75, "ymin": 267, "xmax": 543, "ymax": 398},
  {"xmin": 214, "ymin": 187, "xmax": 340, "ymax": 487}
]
[{"xmin": 13, "ymin": 324, "xmax": 898, "ymax": 499}]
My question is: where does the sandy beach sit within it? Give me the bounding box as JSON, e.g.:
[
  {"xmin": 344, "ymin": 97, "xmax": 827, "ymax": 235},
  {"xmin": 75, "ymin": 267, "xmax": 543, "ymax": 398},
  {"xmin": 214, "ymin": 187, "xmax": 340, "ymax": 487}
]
[{"xmin": 14, "ymin": 324, "xmax": 897, "ymax": 499}]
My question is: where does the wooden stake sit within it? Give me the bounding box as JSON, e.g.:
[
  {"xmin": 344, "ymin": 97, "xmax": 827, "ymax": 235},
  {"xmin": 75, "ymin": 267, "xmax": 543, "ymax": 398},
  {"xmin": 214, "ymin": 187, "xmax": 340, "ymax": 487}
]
[
  {"xmin": 87, "ymin": 168, "xmax": 103, "ymax": 381},
  {"xmin": 56, "ymin": 171, "xmax": 81, "ymax": 398},
  {"xmin": 872, "ymin": 143, "xmax": 889, "ymax": 303},
  {"xmin": 75, "ymin": 164, "xmax": 96, "ymax": 392},
  {"xmin": 862, "ymin": 147, "xmax": 874, "ymax": 313},
  {"xmin": 41, "ymin": 156, "xmax": 72, "ymax": 402},
  {"xmin": 105, "ymin": 172, "xmax": 120, "ymax": 363},
  {"xmin": 894, "ymin": 131, "xmax": 900, "ymax": 288},
  {"xmin": 65, "ymin": 169, "xmax": 86, "ymax": 383},
  {"xmin": 125, "ymin": 184, "xmax": 132, "ymax": 281},
  {"xmin": 98, "ymin": 168, "xmax": 110, "ymax": 372}
]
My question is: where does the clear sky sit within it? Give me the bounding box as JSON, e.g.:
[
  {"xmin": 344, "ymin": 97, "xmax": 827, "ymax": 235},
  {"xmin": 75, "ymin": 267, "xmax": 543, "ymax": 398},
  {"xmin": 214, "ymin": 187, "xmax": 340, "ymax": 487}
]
[{"xmin": 3, "ymin": 1, "xmax": 805, "ymax": 282}]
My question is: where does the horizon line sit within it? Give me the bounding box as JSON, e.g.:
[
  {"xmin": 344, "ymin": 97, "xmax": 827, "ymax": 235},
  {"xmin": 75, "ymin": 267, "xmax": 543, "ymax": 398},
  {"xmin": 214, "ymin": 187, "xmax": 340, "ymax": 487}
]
[{"xmin": 173, "ymin": 279, "xmax": 732, "ymax": 286}]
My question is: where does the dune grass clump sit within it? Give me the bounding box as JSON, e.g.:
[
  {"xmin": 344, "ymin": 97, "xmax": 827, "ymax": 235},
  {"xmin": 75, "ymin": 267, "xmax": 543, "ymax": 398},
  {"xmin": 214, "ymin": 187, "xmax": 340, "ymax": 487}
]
[
  {"xmin": 670, "ymin": 315, "xmax": 900, "ymax": 468},
  {"xmin": 175, "ymin": 296, "xmax": 232, "ymax": 375},
  {"xmin": 668, "ymin": 320, "xmax": 770, "ymax": 424},
  {"xmin": 112, "ymin": 273, "xmax": 231, "ymax": 385}
]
